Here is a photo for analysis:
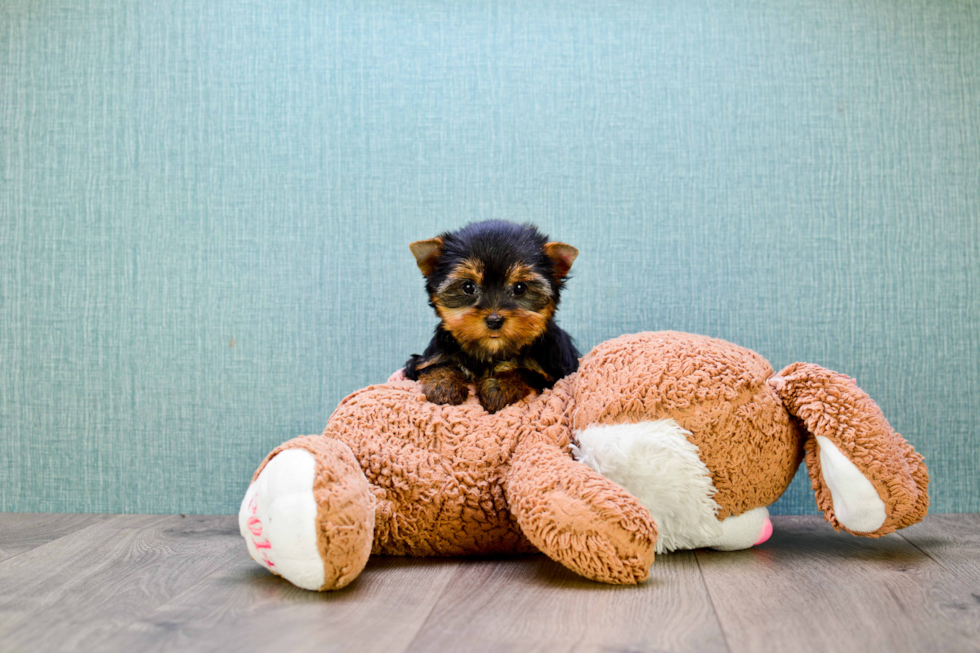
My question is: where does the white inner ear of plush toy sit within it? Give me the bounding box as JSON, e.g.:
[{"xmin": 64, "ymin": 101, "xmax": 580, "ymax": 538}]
[
  {"xmin": 239, "ymin": 449, "xmax": 325, "ymax": 590},
  {"xmin": 815, "ymin": 436, "xmax": 887, "ymax": 533},
  {"xmin": 572, "ymin": 419, "xmax": 723, "ymax": 554}
]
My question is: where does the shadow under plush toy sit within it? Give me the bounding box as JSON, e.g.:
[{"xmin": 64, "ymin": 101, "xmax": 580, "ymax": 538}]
[{"xmin": 239, "ymin": 331, "xmax": 928, "ymax": 590}]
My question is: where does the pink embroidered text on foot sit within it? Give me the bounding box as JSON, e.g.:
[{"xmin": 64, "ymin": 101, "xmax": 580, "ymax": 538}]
[{"xmin": 247, "ymin": 496, "xmax": 276, "ymax": 567}]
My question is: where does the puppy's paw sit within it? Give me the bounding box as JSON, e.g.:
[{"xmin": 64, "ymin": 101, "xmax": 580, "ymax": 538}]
[
  {"xmin": 420, "ymin": 367, "xmax": 469, "ymax": 405},
  {"xmin": 478, "ymin": 374, "xmax": 533, "ymax": 414}
]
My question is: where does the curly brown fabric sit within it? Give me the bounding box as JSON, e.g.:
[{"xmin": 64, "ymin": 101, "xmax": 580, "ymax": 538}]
[
  {"xmin": 248, "ymin": 330, "xmax": 928, "ymax": 589},
  {"xmin": 251, "ymin": 435, "xmax": 375, "ymax": 590},
  {"xmin": 506, "ymin": 437, "xmax": 657, "ymax": 583},
  {"xmin": 569, "ymin": 331, "xmax": 803, "ymax": 519},
  {"xmin": 771, "ymin": 363, "xmax": 929, "ymax": 536}
]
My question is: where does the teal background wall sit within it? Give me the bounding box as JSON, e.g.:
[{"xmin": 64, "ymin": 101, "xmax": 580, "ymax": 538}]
[{"xmin": 2, "ymin": 1, "xmax": 978, "ymax": 516}]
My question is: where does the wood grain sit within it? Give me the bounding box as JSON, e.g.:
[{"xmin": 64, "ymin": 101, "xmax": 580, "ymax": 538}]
[
  {"xmin": 899, "ymin": 513, "xmax": 980, "ymax": 589},
  {"xmin": 100, "ymin": 554, "xmax": 463, "ymax": 653},
  {"xmin": 696, "ymin": 515, "xmax": 980, "ymax": 653},
  {"xmin": 0, "ymin": 513, "xmax": 112, "ymax": 563},
  {"xmin": 0, "ymin": 515, "xmax": 244, "ymax": 652},
  {"xmin": 403, "ymin": 552, "xmax": 727, "ymax": 653},
  {"xmin": 2, "ymin": 513, "xmax": 979, "ymax": 653}
]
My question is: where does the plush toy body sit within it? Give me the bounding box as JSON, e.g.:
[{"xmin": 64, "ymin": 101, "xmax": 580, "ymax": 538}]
[{"xmin": 240, "ymin": 332, "xmax": 928, "ymax": 591}]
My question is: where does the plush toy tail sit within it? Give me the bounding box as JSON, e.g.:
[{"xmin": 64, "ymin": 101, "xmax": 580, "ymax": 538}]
[{"xmin": 769, "ymin": 363, "xmax": 929, "ymax": 537}]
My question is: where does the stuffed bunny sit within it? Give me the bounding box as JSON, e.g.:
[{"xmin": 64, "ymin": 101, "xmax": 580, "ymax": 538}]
[{"xmin": 240, "ymin": 331, "xmax": 928, "ymax": 591}]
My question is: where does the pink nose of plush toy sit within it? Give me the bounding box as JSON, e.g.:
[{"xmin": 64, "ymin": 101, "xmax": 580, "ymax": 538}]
[{"xmin": 754, "ymin": 517, "xmax": 774, "ymax": 546}]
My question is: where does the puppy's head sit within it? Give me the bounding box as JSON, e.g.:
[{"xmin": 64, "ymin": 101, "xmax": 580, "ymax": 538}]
[{"xmin": 410, "ymin": 220, "xmax": 577, "ymax": 360}]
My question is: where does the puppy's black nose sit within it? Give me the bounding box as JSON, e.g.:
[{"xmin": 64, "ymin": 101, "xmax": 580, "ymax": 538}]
[{"xmin": 485, "ymin": 314, "xmax": 504, "ymax": 330}]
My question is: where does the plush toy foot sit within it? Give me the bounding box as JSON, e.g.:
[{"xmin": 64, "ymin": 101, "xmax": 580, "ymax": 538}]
[
  {"xmin": 771, "ymin": 363, "xmax": 929, "ymax": 537},
  {"xmin": 708, "ymin": 507, "xmax": 773, "ymax": 551},
  {"xmin": 240, "ymin": 449, "xmax": 323, "ymax": 589},
  {"xmin": 239, "ymin": 436, "xmax": 375, "ymax": 591}
]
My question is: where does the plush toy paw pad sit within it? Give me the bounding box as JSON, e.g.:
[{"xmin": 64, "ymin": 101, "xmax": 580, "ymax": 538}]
[
  {"xmin": 815, "ymin": 436, "xmax": 886, "ymax": 533},
  {"xmin": 239, "ymin": 448, "xmax": 325, "ymax": 590}
]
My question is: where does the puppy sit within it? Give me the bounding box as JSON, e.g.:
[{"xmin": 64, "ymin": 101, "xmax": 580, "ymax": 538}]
[{"xmin": 404, "ymin": 220, "xmax": 580, "ymax": 413}]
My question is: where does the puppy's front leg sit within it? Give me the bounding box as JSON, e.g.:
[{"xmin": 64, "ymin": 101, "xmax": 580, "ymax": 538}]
[
  {"xmin": 477, "ymin": 369, "xmax": 538, "ymax": 414},
  {"xmin": 419, "ymin": 366, "xmax": 469, "ymax": 406}
]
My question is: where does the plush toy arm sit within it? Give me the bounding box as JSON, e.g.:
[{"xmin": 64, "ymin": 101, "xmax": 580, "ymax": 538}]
[
  {"xmin": 504, "ymin": 438, "xmax": 658, "ymax": 584},
  {"xmin": 771, "ymin": 363, "xmax": 929, "ymax": 537}
]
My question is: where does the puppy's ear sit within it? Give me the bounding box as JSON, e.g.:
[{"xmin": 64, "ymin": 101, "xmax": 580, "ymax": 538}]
[
  {"xmin": 409, "ymin": 237, "xmax": 444, "ymax": 277},
  {"xmin": 543, "ymin": 242, "xmax": 578, "ymax": 279}
]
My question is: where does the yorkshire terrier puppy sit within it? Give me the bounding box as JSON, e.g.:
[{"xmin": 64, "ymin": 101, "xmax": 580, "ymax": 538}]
[{"xmin": 404, "ymin": 220, "xmax": 580, "ymax": 414}]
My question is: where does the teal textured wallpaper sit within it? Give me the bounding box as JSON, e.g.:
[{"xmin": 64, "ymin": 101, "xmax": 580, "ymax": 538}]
[{"xmin": 1, "ymin": 0, "xmax": 978, "ymax": 515}]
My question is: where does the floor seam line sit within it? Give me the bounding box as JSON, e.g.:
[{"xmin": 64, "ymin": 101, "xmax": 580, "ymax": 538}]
[
  {"xmin": 0, "ymin": 514, "xmax": 120, "ymax": 569},
  {"xmin": 694, "ymin": 549, "xmax": 735, "ymax": 653},
  {"xmin": 399, "ymin": 561, "xmax": 468, "ymax": 653},
  {"xmin": 894, "ymin": 530, "xmax": 955, "ymax": 575}
]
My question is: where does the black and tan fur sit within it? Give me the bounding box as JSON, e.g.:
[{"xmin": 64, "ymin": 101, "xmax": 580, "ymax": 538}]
[{"xmin": 404, "ymin": 220, "xmax": 580, "ymax": 413}]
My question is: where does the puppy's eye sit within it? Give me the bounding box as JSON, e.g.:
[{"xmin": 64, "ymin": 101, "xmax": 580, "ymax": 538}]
[
  {"xmin": 461, "ymin": 281, "xmax": 477, "ymax": 295},
  {"xmin": 513, "ymin": 282, "xmax": 528, "ymax": 296}
]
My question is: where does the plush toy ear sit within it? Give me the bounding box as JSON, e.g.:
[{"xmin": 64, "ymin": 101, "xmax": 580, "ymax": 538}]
[
  {"xmin": 544, "ymin": 242, "xmax": 578, "ymax": 279},
  {"xmin": 409, "ymin": 237, "xmax": 444, "ymax": 278}
]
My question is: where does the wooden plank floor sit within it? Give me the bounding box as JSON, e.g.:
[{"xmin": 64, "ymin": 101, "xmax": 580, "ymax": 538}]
[{"xmin": 0, "ymin": 514, "xmax": 978, "ymax": 653}]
